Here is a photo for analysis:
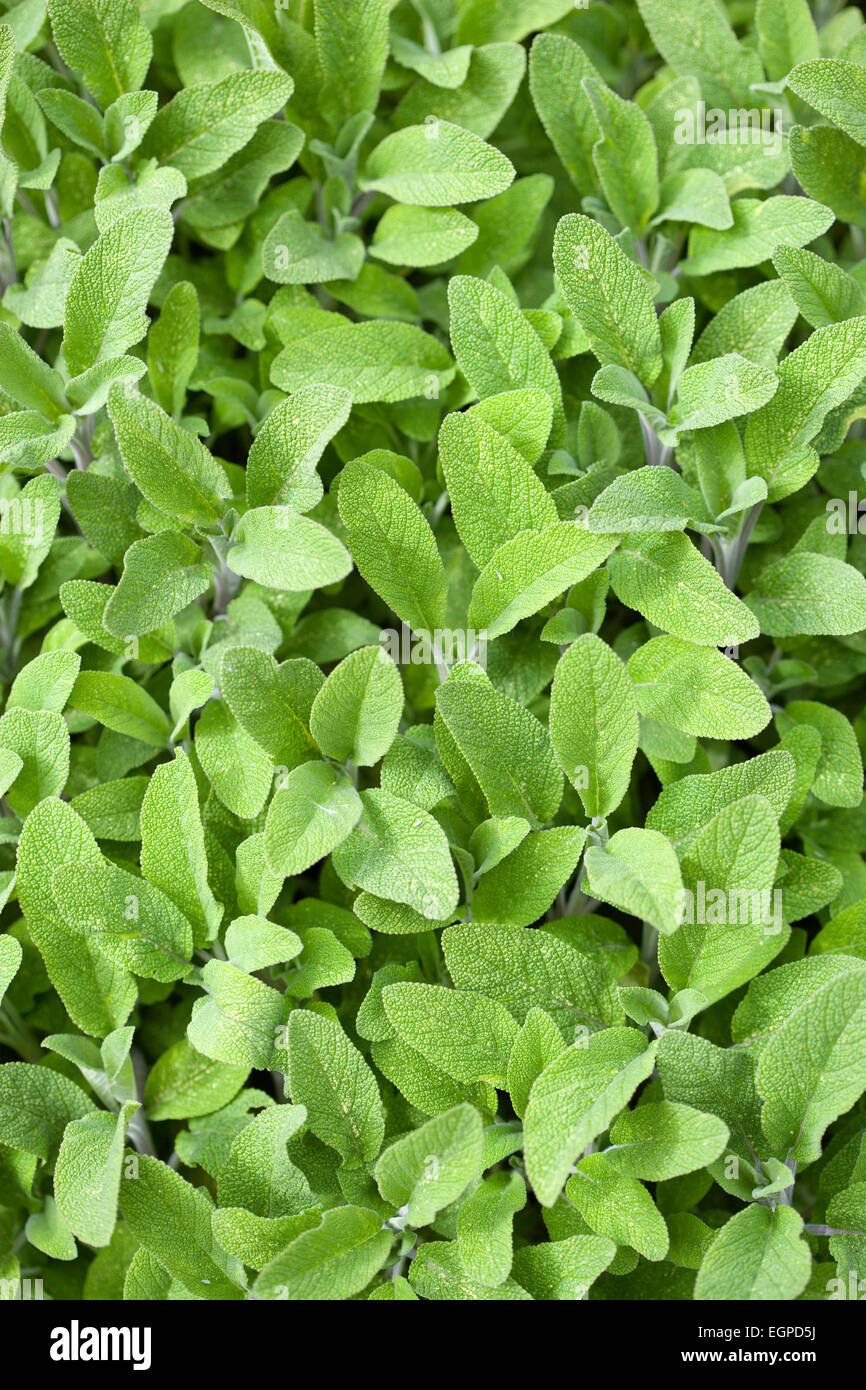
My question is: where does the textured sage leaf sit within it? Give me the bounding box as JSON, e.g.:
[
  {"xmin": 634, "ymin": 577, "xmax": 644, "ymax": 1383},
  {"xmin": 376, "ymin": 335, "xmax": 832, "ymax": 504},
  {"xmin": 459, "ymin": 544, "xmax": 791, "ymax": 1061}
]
[
  {"xmin": 363, "ymin": 120, "xmax": 515, "ymax": 205},
  {"xmin": 255, "ymin": 1206, "xmax": 391, "ymax": 1301},
  {"xmin": 695, "ymin": 1204, "xmax": 811, "ymax": 1301},
  {"xmin": 628, "ymin": 637, "xmax": 772, "ymax": 740},
  {"xmin": 553, "ymin": 214, "xmax": 662, "ymax": 386},
  {"xmin": 607, "ymin": 533, "xmax": 759, "ymax": 647},
  {"xmin": 524, "ymin": 1028, "xmax": 656, "ymax": 1207},
  {"xmin": 549, "ymin": 634, "xmax": 638, "ymax": 818},
  {"xmin": 264, "ymin": 760, "xmax": 361, "ymax": 878},
  {"xmin": 584, "ymin": 828, "xmax": 684, "ymax": 936},
  {"xmin": 119, "ymin": 1154, "xmax": 246, "ymax": 1299},
  {"xmin": 382, "ymin": 981, "xmax": 519, "ymax": 1088},
  {"xmin": 374, "ymin": 1103, "xmax": 484, "ymax": 1227},
  {"xmin": 438, "ymin": 410, "xmax": 557, "ymax": 568},
  {"xmin": 285, "ymin": 1010, "xmax": 384, "ymax": 1169}
]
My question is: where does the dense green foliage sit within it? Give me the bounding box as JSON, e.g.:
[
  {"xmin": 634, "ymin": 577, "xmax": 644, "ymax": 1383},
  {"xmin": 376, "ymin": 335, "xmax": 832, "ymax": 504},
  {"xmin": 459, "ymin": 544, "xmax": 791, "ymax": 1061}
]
[{"xmin": 0, "ymin": 0, "xmax": 866, "ymax": 1303}]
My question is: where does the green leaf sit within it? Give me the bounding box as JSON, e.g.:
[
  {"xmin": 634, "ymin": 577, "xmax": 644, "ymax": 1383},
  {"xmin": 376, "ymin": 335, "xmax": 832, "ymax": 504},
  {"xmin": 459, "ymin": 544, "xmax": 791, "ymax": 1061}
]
[
  {"xmin": 652, "ymin": 168, "xmax": 732, "ymax": 231},
  {"xmin": 528, "ymin": 32, "xmax": 604, "ymax": 194},
  {"xmin": 773, "ymin": 245, "xmax": 866, "ymax": 329},
  {"xmin": 332, "ymin": 788, "xmax": 460, "ymax": 920},
  {"xmin": 382, "ymin": 981, "xmax": 519, "ymax": 1087},
  {"xmin": 584, "ymin": 828, "xmax": 684, "ymax": 936},
  {"xmin": 309, "ymin": 645, "xmax": 403, "ymax": 767},
  {"xmin": 646, "ymin": 749, "xmax": 795, "ymax": 850},
  {"xmin": 262, "ymin": 209, "xmax": 364, "ymax": 285},
  {"xmin": 285, "ymin": 1010, "xmax": 384, "ymax": 1168},
  {"xmin": 54, "ymin": 1103, "xmax": 138, "ymax": 1248},
  {"xmin": 374, "ymin": 1103, "xmax": 484, "ymax": 1227},
  {"xmin": 827, "ymin": 1183, "xmax": 866, "ymax": 1285},
  {"xmin": 523, "ymin": 1027, "xmax": 656, "ymax": 1206},
  {"xmin": 314, "ymin": 0, "xmax": 388, "ymax": 127},
  {"xmin": 695, "ymin": 1204, "xmax": 811, "ymax": 1301},
  {"xmin": 692, "ymin": 280, "xmax": 798, "ymax": 370},
  {"xmin": 683, "ymin": 196, "xmax": 834, "ymax": 277},
  {"xmin": 46, "ymin": 0, "xmax": 152, "ymax": 109},
  {"xmin": 775, "ymin": 700, "xmax": 863, "ymax": 809},
  {"xmin": 16, "ymin": 798, "xmax": 137, "ymax": 1039},
  {"xmin": 587, "ymin": 467, "xmax": 713, "ymax": 534},
  {"xmin": 188, "ymin": 959, "xmax": 283, "ymax": 1068},
  {"xmin": 757, "ymin": 0, "xmax": 818, "ymax": 81},
  {"xmin": 457, "ymin": 1170, "xmax": 526, "ymax": 1286},
  {"xmin": 447, "ymin": 275, "xmax": 563, "ymax": 434},
  {"xmin": 0, "ymin": 934, "xmax": 22, "ymax": 1009},
  {"xmin": 409, "ymin": 1239, "xmax": 532, "ymax": 1300},
  {"xmin": 220, "ymin": 648, "xmax": 321, "ymax": 770},
  {"xmin": 225, "ymin": 915, "xmax": 302, "ymax": 974},
  {"xmin": 0, "ymin": 706, "xmax": 69, "ymax": 817},
  {"xmin": 507, "ymin": 1008, "xmax": 566, "ymax": 1120},
  {"xmin": 363, "ymin": 120, "xmax": 515, "ymax": 206},
  {"xmin": 744, "ymin": 318, "xmax": 866, "ymax": 501},
  {"xmin": 255, "ymin": 1205, "xmax": 391, "ymax": 1301},
  {"xmin": 628, "ymin": 637, "xmax": 772, "ymax": 739},
  {"xmin": 140, "ymin": 750, "xmax": 222, "ymax": 949},
  {"xmin": 553, "ymin": 214, "xmax": 662, "ymax": 385},
  {"xmin": 436, "ymin": 668, "xmax": 561, "ymax": 824},
  {"xmin": 227, "ymin": 506, "xmax": 352, "ymax": 592},
  {"xmin": 371, "ymin": 205, "xmax": 478, "ymax": 267},
  {"xmin": 608, "ymin": 533, "xmax": 759, "ymax": 646},
  {"xmin": 6, "ymin": 650, "xmax": 80, "ymax": 715},
  {"xmin": 438, "ymin": 410, "xmax": 557, "ymax": 568},
  {"xmin": 0, "ymin": 1061, "xmax": 96, "ymax": 1161},
  {"xmin": 263, "ymin": 760, "xmax": 361, "ymax": 877},
  {"xmin": 147, "ymin": 279, "xmax": 199, "ymax": 418},
  {"xmin": 658, "ymin": 795, "xmax": 784, "ymax": 1007},
  {"xmin": 566, "ymin": 1153, "xmax": 669, "ymax": 1261},
  {"xmin": 69, "ymin": 671, "xmax": 170, "ymax": 747},
  {"xmin": 216, "ymin": 1103, "xmax": 309, "ymax": 1217},
  {"xmin": 141, "ymin": 70, "xmax": 293, "ymax": 179},
  {"xmin": 51, "ymin": 859, "xmax": 194, "ymax": 983},
  {"xmin": 246, "ymin": 384, "xmax": 352, "ymax": 511},
  {"xmin": 636, "ymin": 0, "xmax": 763, "ymax": 109},
  {"xmin": 338, "ymin": 460, "xmax": 447, "ymax": 636},
  {"xmin": 119, "ymin": 1154, "xmax": 246, "ymax": 1299},
  {"xmin": 103, "ymin": 532, "xmax": 210, "ymax": 637},
  {"xmin": 108, "ymin": 386, "xmax": 232, "ymax": 526},
  {"xmin": 26, "ymin": 1194, "xmax": 77, "ymax": 1262},
  {"xmin": 744, "ymin": 552, "xmax": 866, "ymax": 638},
  {"xmin": 143, "ymin": 1038, "xmax": 248, "ymax": 1122},
  {"xmin": 0, "ymin": 323, "xmax": 67, "ymax": 418},
  {"xmin": 271, "ymin": 320, "xmax": 454, "ymax": 404},
  {"xmin": 756, "ymin": 958, "xmax": 866, "ymax": 1163},
  {"xmin": 606, "ymin": 1101, "xmax": 729, "ymax": 1181},
  {"xmin": 443, "ymin": 921, "xmax": 621, "ymax": 1039},
  {"xmin": 469, "ymin": 524, "xmax": 616, "ymax": 641},
  {"xmin": 667, "ymin": 354, "xmax": 779, "ymax": 435},
  {"xmin": 788, "ymin": 59, "xmax": 866, "ymax": 147},
  {"xmin": 549, "ymin": 634, "xmax": 638, "ymax": 818},
  {"xmin": 584, "ymin": 77, "xmax": 658, "ymax": 236},
  {"xmin": 194, "ymin": 700, "xmax": 274, "ymax": 820},
  {"xmin": 512, "ymin": 1233, "xmax": 616, "ymax": 1300},
  {"xmin": 789, "ymin": 124, "xmax": 866, "ymax": 231},
  {"xmin": 62, "ymin": 210, "xmax": 173, "ymax": 377},
  {"xmin": 472, "ymin": 826, "xmax": 586, "ymax": 927}
]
